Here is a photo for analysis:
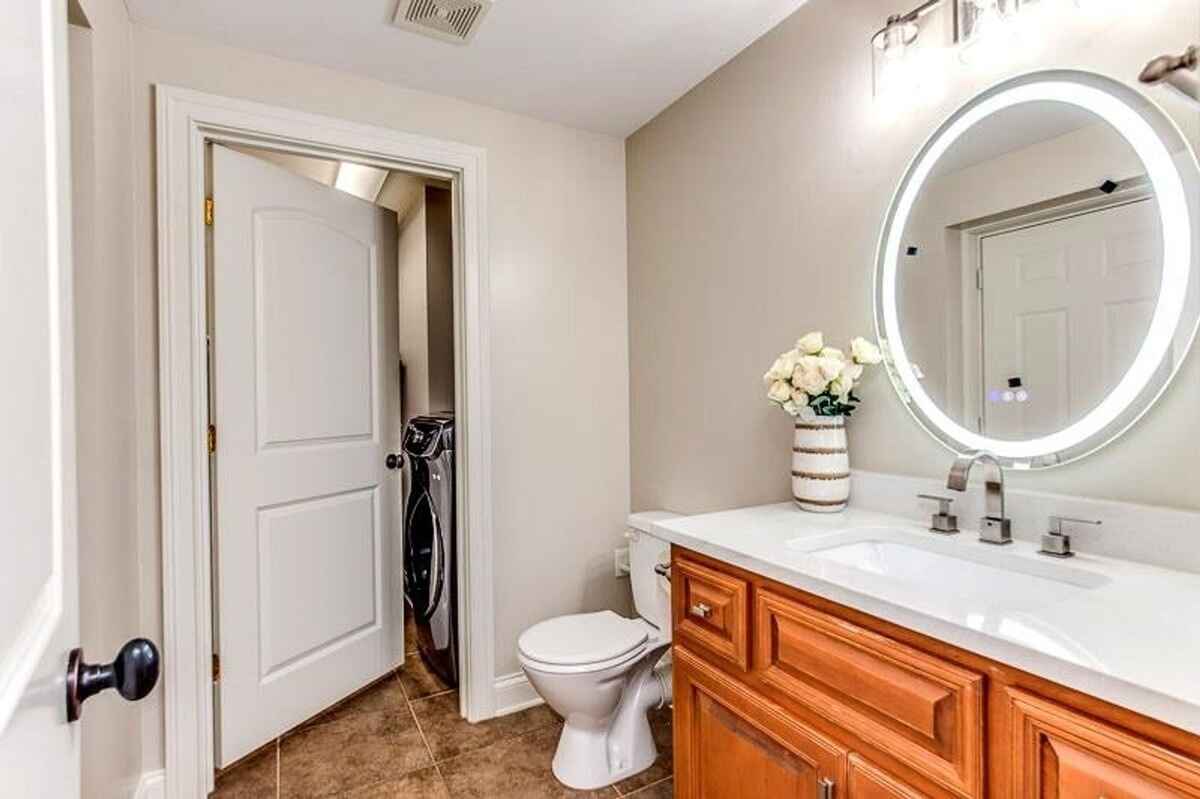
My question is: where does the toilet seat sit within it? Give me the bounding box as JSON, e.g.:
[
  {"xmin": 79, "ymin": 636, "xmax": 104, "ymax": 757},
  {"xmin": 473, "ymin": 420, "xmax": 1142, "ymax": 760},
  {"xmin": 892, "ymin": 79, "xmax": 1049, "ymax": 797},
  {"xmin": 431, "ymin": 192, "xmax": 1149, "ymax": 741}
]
[{"xmin": 518, "ymin": 611, "xmax": 655, "ymax": 673}]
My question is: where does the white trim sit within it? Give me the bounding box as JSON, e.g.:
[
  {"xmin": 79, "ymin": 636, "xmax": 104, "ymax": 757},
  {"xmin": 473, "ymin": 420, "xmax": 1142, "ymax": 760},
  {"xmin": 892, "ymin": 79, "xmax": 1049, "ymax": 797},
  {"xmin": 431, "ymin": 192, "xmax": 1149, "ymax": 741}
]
[
  {"xmin": 155, "ymin": 85, "xmax": 495, "ymax": 798},
  {"xmin": 132, "ymin": 770, "xmax": 166, "ymax": 799},
  {"xmin": 493, "ymin": 671, "xmax": 543, "ymax": 717}
]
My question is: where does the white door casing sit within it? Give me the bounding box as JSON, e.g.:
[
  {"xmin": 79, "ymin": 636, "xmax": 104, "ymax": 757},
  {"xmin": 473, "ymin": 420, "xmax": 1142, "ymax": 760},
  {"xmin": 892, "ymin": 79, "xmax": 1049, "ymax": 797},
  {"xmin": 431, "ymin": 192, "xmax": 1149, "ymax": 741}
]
[
  {"xmin": 212, "ymin": 145, "xmax": 402, "ymax": 765},
  {"xmin": 0, "ymin": 0, "xmax": 81, "ymax": 795},
  {"xmin": 157, "ymin": 86, "xmax": 491, "ymax": 798},
  {"xmin": 981, "ymin": 199, "xmax": 1164, "ymax": 439}
]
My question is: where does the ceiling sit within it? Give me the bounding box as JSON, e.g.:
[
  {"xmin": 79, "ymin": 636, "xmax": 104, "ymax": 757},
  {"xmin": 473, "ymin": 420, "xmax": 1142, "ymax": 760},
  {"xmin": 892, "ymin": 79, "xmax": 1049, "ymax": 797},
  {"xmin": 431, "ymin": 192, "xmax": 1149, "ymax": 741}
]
[{"xmin": 124, "ymin": 0, "xmax": 810, "ymax": 137}]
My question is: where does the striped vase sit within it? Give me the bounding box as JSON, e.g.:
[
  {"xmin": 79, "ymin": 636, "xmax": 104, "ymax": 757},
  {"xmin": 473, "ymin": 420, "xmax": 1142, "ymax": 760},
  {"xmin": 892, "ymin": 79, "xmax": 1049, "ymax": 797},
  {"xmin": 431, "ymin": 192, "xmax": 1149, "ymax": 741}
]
[{"xmin": 791, "ymin": 416, "xmax": 850, "ymax": 513}]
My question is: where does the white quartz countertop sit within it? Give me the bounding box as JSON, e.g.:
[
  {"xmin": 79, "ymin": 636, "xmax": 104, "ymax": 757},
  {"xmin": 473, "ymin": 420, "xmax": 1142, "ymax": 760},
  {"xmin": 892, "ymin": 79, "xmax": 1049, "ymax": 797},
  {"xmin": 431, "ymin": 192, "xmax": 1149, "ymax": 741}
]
[{"xmin": 652, "ymin": 502, "xmax": 1200, "ymax": 736}]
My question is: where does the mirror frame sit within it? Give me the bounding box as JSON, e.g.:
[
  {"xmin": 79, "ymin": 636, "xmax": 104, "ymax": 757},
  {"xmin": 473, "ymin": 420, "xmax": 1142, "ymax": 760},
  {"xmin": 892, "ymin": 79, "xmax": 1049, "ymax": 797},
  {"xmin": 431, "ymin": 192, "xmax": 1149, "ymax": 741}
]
[{"xmin": 874, "ymin": 69, "xmax": 1200, "ymax": 469}]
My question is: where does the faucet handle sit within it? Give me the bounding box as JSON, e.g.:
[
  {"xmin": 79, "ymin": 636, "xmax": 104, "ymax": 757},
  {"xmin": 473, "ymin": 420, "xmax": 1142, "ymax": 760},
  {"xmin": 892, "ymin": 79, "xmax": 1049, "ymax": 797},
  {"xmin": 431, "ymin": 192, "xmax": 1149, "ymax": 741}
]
[
  {"xmin": 918, "ymin": 494, "xmax": 959, "ymax": 535},
  {"xmin": 1041, "ymin": 516, "xmax": 1102, "ymax": 558},
  {"xmin": 918, "ymin": 494, "xmax": 954, "ymax": 513},
  {"xmin": 1048, "ymin": 515, "xmax": 1102, "ymax": 534}
]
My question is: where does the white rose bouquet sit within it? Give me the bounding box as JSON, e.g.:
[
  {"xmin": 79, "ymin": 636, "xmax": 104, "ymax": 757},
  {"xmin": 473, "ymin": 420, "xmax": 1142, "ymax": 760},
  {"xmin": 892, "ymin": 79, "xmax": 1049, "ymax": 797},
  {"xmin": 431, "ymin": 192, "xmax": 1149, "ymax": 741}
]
[{"xmin": 763, "ymin": 332, "xmax": 883, "ymax": 418}]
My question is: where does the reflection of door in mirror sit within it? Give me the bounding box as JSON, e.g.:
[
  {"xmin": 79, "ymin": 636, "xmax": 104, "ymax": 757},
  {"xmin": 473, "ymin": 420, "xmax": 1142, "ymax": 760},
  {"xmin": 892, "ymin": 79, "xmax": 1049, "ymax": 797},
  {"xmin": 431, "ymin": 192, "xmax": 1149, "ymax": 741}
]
[{"xmin": 979, "ymin": 198, "xmax": 1164, "ymax": 440}]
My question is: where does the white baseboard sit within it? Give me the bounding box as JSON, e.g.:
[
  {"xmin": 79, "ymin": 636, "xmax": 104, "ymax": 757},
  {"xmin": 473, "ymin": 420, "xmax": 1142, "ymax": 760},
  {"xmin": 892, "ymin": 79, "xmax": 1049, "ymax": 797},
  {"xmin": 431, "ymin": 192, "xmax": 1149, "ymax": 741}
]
[
  {"xmin": 493, "ymin": 671, "xmax": 542, "ymax": 717},
  {"xmin": 132, "ymin": 770, "xmax": 165, "ymax": 799}
]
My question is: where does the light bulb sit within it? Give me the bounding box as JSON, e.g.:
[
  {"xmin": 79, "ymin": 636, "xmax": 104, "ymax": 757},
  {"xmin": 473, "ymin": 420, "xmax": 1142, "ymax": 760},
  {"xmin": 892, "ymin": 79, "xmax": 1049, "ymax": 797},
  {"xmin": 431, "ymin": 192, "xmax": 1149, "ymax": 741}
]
[{"xmin": 959, "ymin": 0, "xmax": 1017, "ymax": 66}]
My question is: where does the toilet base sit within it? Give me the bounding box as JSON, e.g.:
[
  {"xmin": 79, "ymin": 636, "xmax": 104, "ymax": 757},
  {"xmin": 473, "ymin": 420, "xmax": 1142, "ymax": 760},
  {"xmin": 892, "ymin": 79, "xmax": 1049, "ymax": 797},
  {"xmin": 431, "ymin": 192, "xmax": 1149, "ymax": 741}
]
[
  {"xmin": 545, "ymin": 648, "xmax": 671, "ymax": 790},
  {"xmin": 551, "ymin": 713, "xmax": 660, "ymax": 790}
]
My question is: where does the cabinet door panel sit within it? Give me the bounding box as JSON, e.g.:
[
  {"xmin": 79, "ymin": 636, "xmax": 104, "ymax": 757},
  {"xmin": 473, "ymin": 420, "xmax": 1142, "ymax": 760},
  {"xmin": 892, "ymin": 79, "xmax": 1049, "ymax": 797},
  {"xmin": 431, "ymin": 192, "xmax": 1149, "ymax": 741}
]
[
  {"xmin": 674, "ymin": 646, "xmax": 844, "ymax": 799},
  {"xmin": 1005, "ymin": 687, "xmax": 1200, "ymax": 798}
]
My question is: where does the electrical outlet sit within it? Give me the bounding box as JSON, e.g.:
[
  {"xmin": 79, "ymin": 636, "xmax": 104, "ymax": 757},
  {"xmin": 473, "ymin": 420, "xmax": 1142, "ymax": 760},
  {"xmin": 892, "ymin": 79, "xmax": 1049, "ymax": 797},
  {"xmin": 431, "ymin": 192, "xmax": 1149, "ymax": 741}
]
[{"xmin": 614, "ymin": 546, "xmax": 631, "ymax": 578}]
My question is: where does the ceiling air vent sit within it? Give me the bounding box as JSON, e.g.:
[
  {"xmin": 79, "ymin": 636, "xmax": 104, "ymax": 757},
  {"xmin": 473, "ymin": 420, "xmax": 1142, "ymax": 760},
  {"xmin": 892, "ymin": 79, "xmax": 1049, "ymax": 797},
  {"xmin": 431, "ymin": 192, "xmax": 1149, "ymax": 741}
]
[{"xmin": 392, "ymin": 0, "xmax": 493, "ymax": 45}]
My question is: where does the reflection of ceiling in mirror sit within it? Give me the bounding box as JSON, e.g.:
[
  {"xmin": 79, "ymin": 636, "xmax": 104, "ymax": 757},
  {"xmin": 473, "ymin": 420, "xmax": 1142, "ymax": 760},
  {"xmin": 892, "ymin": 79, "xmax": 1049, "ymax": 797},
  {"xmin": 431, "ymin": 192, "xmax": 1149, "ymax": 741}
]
[{"xmin": 930, "ymin": 103, "xmax": 1106, "ymax": 178}]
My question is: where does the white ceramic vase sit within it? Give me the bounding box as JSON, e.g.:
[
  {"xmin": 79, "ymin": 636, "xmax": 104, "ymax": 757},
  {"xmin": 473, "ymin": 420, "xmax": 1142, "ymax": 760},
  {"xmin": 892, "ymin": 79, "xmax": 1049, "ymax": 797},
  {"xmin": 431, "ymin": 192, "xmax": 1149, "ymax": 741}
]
[{"xmin": 791, "ymin": 416, "xmax": 850, "ymax": 513}]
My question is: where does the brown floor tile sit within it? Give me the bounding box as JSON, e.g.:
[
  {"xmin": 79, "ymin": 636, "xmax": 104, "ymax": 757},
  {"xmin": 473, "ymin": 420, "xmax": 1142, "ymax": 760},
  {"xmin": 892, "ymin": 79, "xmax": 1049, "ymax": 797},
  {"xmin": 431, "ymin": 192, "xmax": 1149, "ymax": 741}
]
[
  {"xmin": 614, "ymin": 706, "xmax": 673, "ymax": 794},
  {"xmin": 439, "ymin": 725, "xmax": 617, "ymax": 798},
  {"xmin": 623, "ymin": 778, "xmax": 673, "ymax": 798},
  {"xmin": 398, "ymin": 653, "xmax": 453, "ymax": 700},
  {"xmin": 404, "ymin": 614, "xmax": 419, "ymax": 656},
  {"xmin": 411, "ymin": 691, "xmax": 559, "ymax": 762},
  {"xmin": 342, "ymin": 766, "xmax": 451, "ymax": 798},
  {"xmin": 298, "ymin": 673, "xmax": 407, "ymax": 730},
  {"xmin": 212, "ymin": 743, "xmax": 277, "ymax": 798},
  {"xmin": 280, "ymin": 705, "xmax": 432, "ymax": 797}
]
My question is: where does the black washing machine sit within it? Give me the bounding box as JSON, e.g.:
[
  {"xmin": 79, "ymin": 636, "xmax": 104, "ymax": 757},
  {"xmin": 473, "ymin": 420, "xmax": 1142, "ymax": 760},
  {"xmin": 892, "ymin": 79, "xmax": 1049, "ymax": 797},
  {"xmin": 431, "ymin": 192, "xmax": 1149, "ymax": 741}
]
[{"xmin": 402, "ymin": 414, "xmax": 457, "ymax": 687}]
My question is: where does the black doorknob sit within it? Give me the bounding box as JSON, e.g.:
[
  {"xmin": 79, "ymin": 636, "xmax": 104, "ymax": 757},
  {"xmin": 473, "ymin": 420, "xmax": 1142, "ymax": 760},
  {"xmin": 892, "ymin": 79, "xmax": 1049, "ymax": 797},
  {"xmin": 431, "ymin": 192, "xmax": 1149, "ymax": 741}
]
[
  {"xmin": 386, "ymin": 453, "xmax": 404, "ymax": 470},
  {"xmin": 66, "ymin": 638, "xmax": 160, "ymax": 722}
]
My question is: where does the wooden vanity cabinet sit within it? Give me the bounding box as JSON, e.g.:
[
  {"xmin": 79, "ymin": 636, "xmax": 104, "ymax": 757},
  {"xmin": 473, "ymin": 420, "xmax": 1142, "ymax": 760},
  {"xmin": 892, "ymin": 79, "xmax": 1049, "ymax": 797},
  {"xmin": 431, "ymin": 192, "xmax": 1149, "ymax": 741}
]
[
  {"xmin": 674, "ymin": 647, "xmax": 844, "ymax": 798},
  {"xmin": 670, "ymin": 546, "xmax": 1200, "ymax": 799},
  {"xmin": 1002, "ymin": 687, "xmax": 1200, "ymax": 797}
]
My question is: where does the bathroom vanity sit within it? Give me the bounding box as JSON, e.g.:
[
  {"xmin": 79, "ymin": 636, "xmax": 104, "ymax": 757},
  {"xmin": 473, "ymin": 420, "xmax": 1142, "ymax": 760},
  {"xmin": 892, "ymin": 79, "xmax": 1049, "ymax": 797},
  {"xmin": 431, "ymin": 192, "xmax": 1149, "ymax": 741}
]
[
  {"xmin": 644, "ymin": 54, "xmax": 1200, "ymax": 799},
  {"xmin": 645, "ymin": 63, "xmax": 1200, "ymax": 798},
  {"xmin": 656, "ymin": 506, "xmax": 1200, "ymax": 798}
]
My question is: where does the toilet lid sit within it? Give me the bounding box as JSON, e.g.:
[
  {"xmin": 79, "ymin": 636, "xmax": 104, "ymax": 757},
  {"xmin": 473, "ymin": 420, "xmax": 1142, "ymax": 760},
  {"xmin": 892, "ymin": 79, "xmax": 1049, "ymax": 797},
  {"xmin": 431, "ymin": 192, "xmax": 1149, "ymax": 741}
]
[{"xmin": 518, "ymin": 611, "xmax": 649, "ymax": 667}]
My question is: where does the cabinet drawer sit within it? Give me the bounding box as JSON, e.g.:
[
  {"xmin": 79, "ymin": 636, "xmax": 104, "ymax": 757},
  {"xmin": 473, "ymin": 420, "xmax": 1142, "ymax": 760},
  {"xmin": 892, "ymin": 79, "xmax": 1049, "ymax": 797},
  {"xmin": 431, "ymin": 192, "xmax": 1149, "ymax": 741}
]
[
  {"xmin": 755, "ymin": 589, "xmax": 984, "ymax": 797},
  {"xmin": 847, "ymin": 756, "xmax": 926, "ymax": 799},
  {"xmin": 674, "ymin": 646, "xmax": 845, "ymax": 799},
  {"xmin": 673, "ymin": 553, "xmax": 750, "ymax": 671},
  {"xmin": 1005, "ymin": 687, "xmax": 1200, "ymax": 798}
]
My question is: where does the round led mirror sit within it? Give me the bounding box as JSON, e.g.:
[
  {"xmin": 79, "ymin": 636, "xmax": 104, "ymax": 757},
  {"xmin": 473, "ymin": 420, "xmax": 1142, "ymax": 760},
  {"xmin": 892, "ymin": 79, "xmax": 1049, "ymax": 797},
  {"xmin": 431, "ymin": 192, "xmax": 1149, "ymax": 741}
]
[{"xmin": 874, "ymin": 70, "xmax": 1200, "ymax": 468}]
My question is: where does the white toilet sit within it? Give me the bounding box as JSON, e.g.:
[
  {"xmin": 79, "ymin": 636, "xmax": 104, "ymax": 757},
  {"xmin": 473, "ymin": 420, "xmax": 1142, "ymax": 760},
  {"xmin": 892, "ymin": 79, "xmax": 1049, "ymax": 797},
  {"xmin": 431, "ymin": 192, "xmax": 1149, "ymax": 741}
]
[{"xmin": 518, "ymin": 511, "xmax": 679, "ymax": 790}]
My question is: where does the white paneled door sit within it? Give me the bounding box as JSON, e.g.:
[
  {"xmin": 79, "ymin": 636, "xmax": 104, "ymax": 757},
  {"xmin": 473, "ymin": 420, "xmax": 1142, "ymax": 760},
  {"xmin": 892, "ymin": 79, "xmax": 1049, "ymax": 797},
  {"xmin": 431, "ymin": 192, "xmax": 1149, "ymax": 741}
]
[
  {"xmin": 981, "ymin": 198, "xmax": 1163, "ymax": 440},
  {"xmin": 0, "ymin": 0, "xmax": 81, "ymax": 795},
  {"xmin": 212, "ymin": 146, "xmax": 403, "ymax": 765}
]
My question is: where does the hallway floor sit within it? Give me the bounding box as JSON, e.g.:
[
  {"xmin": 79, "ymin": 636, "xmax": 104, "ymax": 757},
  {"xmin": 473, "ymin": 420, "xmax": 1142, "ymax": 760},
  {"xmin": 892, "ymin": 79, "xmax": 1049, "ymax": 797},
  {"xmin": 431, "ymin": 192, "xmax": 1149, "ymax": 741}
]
[{"xmin": 211, "ymin": 620, "xmax": 674, "ymax": 798}]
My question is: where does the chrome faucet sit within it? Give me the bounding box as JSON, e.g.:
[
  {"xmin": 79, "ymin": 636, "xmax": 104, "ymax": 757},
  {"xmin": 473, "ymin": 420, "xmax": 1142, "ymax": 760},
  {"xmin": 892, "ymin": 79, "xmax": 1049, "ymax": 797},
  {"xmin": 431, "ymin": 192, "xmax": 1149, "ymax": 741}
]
[{"xmin": 946, "ymin": 451, "xmax": 1013, "ymax": 545}]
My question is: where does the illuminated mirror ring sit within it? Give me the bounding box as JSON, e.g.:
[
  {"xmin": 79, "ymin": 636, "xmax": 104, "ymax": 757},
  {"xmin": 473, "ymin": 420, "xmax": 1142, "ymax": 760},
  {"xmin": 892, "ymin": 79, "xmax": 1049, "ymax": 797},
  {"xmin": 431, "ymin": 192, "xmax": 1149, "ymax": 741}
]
[{"xmin": 874, "ymin": 70, "xmax": 1200, "ymax": 469}]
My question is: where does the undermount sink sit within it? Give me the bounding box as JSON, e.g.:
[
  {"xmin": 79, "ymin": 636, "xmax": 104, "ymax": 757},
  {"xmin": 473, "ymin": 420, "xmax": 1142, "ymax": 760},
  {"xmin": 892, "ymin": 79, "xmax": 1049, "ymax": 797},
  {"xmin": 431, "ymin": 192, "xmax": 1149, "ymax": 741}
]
[{"xmin": 790, "ymin": 528, "xmax": 1110, "ymax": 612}]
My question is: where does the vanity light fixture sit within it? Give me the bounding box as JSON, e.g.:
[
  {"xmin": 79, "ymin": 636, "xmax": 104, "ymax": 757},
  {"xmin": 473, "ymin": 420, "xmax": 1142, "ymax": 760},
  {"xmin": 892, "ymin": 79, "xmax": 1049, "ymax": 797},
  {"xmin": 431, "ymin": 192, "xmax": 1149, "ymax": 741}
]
[
  {"xmin": 956, "ymin": 0, "xmax": 1022, "ymax": 64},
  {"xmin": 871, "ymin": 0, "xmax": 946, "ymax": 103}
]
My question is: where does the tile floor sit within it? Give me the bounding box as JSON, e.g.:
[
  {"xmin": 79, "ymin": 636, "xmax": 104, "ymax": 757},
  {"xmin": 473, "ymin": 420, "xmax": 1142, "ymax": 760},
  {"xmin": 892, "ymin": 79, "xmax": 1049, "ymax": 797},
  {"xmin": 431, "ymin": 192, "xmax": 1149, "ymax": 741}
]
[{"xmin": 211, "ymin": 619, "xmax": 674, "ymax": 798}]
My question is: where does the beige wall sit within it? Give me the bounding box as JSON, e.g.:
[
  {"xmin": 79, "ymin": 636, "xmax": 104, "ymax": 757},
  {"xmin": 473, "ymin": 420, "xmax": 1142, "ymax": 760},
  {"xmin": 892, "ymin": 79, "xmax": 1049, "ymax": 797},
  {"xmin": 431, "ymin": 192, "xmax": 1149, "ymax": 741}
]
[
  {"xmin": 70, "ymin": 1, "xmax": 143, "ymax": 796},
  {"xmin": 398, "ymin": 197, "xmax": 431, "ymax": 422},
  {"xmin": 397, "ymin": 186, "xmax": 456, "ymax": 424},
  {"xmin": 127, "ymin": 23, "xmax": 630, "ymax": 771},
  {"xmin": 425, "ymin": 187, "xmax": 456, "ymax": 414},
  {"xmin": 628, "ymin": 0, "xmax": 1200, "ymax": 516}
]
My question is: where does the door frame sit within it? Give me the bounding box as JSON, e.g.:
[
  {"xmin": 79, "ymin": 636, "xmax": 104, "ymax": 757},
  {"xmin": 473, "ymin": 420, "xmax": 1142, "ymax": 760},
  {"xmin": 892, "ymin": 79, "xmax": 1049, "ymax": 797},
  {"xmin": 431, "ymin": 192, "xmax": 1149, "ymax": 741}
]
[{"xmin": 155, "ymin": 84, "xmax": 494, "ymax": 798}]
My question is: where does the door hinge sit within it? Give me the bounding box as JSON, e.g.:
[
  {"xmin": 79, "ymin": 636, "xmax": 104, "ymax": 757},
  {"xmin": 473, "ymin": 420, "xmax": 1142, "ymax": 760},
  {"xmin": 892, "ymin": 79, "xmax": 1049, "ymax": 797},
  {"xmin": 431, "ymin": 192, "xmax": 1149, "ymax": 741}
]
[
  {"xmin": 212, "ymin": 653, "xmax": 221, "ymax": 683},
  {"xmin": 818, "ymin": 777, "xmax": 835, "ymax": 799},
  {"xmin": 204, "ymin": 197, "xmax": 214, "ymax": 226},
  {"xmin": 976, "ymin": 268, "xmax": 983, "ymax": 291},
  {"xmin": 207, "ymin": 424, "xmax": 216, "ymax": 454}
]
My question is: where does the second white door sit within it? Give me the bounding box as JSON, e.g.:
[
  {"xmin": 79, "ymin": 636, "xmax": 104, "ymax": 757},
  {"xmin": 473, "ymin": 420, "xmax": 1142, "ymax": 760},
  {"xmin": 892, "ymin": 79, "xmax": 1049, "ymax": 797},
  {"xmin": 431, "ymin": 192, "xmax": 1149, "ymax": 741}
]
[
  {"xmin": 212, "ymin": 145, "xmax": 403, "ymax": 765},
  {"xmin": 981, "ymin": 198, "xmax": 1163, "ymax": 439}
]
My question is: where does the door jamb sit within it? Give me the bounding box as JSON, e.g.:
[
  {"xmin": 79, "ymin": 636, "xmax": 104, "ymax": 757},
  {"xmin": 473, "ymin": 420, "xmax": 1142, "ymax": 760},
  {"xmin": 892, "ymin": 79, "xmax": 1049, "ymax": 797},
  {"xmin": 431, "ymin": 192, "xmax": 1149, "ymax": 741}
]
[{"xmin": 155, "ymin": 84, "xmax": 494, "ymax": 798}]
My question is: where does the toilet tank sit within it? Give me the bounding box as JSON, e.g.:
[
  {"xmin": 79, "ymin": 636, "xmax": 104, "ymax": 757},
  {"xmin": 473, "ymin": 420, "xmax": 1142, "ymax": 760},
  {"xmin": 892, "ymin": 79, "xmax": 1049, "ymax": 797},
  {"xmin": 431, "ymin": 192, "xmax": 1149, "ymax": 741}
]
[{"xmin": 627, "ymin": 511, "xmax": 681, "ymax": 633}]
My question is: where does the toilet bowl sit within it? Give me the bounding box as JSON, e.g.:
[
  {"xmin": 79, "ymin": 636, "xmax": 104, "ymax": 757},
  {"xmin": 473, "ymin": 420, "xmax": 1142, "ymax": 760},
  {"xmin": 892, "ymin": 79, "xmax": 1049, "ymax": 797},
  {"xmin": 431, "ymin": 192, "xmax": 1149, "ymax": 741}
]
[{"xmin": 518, "ymin": 512, "xmax": 679, "ymax": 790}]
